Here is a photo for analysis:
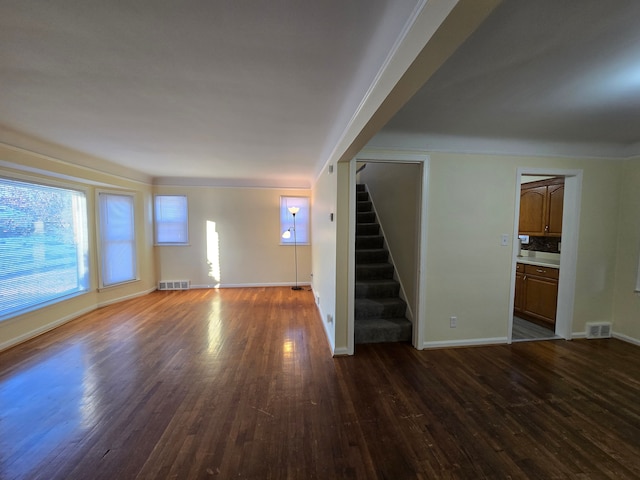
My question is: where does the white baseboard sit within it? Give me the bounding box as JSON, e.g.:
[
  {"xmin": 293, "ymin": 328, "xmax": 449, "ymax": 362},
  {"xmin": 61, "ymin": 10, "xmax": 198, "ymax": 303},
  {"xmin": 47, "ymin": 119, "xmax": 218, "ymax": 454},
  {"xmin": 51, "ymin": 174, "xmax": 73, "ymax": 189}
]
[
  {"xmin": 97, "ymin": 287, "xmax": 157, "ymax": 308},
  {"xmin": 613, "ymin": 331, "xmax": 640, "ymax": 346},
  {"xmin": 333, "ymin": 346, "xmax": 350, "ymax": 356},
  {"xmin": 190, "ymin": 282, "xmax": 311, "ymax": 289},
  {"xmin": 423, "ymin": 337, "xmax": 509, "ymax": 349},
  {"xmin": 571, "ymin": 332, "xmax": 587, "ymax": 339},
  {"xmin": 0, "ymin": 305, "xmax": 97, "ymax": 353}
]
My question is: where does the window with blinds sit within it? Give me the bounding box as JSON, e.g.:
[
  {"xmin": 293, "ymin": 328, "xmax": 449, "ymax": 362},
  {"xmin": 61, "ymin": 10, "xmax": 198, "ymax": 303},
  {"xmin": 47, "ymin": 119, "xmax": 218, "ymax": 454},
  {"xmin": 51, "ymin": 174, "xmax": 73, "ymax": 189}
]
[
  {"xmin": 154, "ymin": 195, "xmax": 188, "ymax": 245},
  {"xmin": 98, "ymin": 192, "xmax": 137, "ymax": 287},
  {"xmin": 0, "ymin": 177, "xmax": 89, "ymax": 320},
  {"xmin": 280, "ymin": 196, "xmax": 310, "ymax": 245}
]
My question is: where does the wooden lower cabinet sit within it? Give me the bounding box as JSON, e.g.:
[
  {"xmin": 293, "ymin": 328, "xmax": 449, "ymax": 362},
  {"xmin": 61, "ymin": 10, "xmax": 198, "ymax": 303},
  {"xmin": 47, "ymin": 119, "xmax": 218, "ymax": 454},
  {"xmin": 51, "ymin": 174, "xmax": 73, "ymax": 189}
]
[{"xmin": 514, "ymin": 263, "xmax": 559, "ymax": 328}]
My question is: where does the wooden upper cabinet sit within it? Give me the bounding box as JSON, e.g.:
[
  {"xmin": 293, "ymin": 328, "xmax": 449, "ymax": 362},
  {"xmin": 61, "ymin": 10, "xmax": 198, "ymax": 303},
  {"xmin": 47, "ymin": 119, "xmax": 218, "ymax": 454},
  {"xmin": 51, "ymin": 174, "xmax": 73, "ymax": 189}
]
[
  {"xmin": 547, "ymin": 183, "xmax": 564, "ymax": 236},
  {"xmin": 519, "ymin": 177, "xmax": 564, "ymax": 237}
]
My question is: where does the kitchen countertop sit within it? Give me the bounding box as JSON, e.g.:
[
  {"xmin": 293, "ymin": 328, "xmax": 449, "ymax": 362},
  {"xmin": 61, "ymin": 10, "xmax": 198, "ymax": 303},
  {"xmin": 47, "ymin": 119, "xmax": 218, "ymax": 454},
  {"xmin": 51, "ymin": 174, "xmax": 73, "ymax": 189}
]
[{"xmin": 516, "ymin": 253, "xmax": 560, "ymax": 268}]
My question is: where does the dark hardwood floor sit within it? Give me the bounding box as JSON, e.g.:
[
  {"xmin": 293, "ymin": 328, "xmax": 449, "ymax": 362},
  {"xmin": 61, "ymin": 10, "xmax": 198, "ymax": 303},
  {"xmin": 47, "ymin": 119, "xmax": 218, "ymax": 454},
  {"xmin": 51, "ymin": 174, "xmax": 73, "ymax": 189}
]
[{"xmin": 1, "ymin": 288, "xmax": 639, "ymax": 479}]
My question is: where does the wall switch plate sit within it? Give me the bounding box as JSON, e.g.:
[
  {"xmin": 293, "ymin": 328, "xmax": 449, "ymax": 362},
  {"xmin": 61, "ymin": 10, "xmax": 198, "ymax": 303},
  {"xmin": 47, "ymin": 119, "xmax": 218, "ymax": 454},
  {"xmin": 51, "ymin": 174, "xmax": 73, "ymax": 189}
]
[
  {"xmin": 450, "ymin": 316, "xmax": 457, "ymax": 328},
  {"xmin": 501, "ymin": 234, "xmax": 509, "ymax": 246}
]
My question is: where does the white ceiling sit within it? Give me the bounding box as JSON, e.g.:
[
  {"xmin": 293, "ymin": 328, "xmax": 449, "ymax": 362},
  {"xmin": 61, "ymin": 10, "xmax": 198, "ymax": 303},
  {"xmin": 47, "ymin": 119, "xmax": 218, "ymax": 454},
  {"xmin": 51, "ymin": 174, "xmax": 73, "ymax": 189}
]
[
  {"xmin": 381, "ymin": 0, "xmax": 640, "ymax": 157},
  {"xmin": 2, "ymin": 1, "xmax": 640, "ymax": 188},
  {"xmin": 0, "ymin": 0, "xmax": 421, "ymax": 186}
]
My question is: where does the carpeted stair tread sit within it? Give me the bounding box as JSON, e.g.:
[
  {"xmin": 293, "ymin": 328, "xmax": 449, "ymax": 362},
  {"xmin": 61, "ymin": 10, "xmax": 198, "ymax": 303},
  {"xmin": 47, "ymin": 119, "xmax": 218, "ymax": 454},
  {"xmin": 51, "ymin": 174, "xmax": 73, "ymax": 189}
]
[
  {"xmin": 355, "ymin": 235, "xmax": 384, "ymax": 249},
  {"xmin": 355, "ymin": 279, "xmax": 400, "ymax": 298},
  {"xmin": 354, "ymin": 318, "xmax": 412, "ymax": 344},
  {"xmin": 354, "ymin": 297, "xmax": 407, "ymax": 319},
  {"xmin": 355, "ymin": 248, "xmax": 388, "ymax": 263},
  {"xmin": 356, "ymin": 223, "xmax": 380, "ymax": 235},
  {"xmin": 356, "ymin": 263, "xmax": 394, "ymax": 280}
]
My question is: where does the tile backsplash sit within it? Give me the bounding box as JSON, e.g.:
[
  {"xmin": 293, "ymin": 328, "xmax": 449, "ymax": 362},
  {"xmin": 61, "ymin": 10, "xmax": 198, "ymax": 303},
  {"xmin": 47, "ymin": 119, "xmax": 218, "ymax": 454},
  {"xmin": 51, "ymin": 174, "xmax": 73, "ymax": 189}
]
[{"xmin": 522, "ymin": 236, "xmax": 561, "ymax": 253}]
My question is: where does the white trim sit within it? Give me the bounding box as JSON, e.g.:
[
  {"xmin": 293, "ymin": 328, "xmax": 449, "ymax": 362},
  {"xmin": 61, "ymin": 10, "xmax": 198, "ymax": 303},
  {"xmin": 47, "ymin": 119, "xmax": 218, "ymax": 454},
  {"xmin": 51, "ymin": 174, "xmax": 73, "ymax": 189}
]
[
  {"xmin": 423, "ymin": 337, "xmax": 509, "ymax": 350},
  {"xmin": 0, "ymin": 143, "xmax": 152, "ymax": 185},
  {"xmin": 572, "ymin": 331, "xmax": 587, "ymax": 339},
  {"xmin": 153, "ymin": 176, "xmax": 311, "ymax": 189},
  {"xmin": 96, "ymin": 287, "xmax": 157, "ymax": 308},
  {"xmin": 190, "ymin": 282, "xmax": 311, "ymax": 289},
  {"xmin": 613, "ymin": 331, "xmax": 640, "ymax": 346},
  {"xmin": 347, "ymin": 160, "xmax": 357, "ymax": 356},
  {"xmin": 0, "ymin": 305, "xmax": 97, "ymax": 353},
  {"xmin": 333, "ymin": 347, "xmax": 351, "ymax": 356},
  {"xmin": 508, "ymin": 168, "xmax": 582, "ymax": 343}
]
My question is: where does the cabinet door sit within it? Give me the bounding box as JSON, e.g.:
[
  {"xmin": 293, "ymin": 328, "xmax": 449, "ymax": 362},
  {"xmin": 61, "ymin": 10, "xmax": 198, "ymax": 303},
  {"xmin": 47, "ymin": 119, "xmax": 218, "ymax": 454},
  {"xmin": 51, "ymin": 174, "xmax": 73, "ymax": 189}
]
[
  {"xmin": 523, "ymin": 275, "xmax": 558, "ymax": 326},
  {"xmin": 519, "ymin": 186, "xmax": 546, "ymax": 235},
  {"xmin": 514, "ymin": 271, "xmax": 525, "ymax": 313},
  {"xmin": 547, "ymin": 184, "xmax": 564, "ymax": 236}
]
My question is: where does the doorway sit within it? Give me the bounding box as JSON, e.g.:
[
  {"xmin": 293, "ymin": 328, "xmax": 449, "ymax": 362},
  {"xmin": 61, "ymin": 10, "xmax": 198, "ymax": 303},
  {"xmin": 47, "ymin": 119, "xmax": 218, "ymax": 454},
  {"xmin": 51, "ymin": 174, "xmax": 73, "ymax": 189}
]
[
  {"xmin": 509, "ymin": 168, "xmax": 583, "ymax": 343},
  {"xmin": 348, "ymin": 150, "xmax": 429, "ymax": 353}
]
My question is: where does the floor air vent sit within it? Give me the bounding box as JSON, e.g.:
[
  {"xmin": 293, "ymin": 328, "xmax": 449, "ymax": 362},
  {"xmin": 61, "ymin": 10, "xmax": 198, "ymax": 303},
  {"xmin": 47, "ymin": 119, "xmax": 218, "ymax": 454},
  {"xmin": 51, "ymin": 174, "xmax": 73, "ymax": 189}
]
[
  {"xmin": 586, "ymin": 322, "xmax": 612, "ymax": 339},
  {"xmin": 158, "ymin": 280, "xmax": 190, "ymax": 291}
]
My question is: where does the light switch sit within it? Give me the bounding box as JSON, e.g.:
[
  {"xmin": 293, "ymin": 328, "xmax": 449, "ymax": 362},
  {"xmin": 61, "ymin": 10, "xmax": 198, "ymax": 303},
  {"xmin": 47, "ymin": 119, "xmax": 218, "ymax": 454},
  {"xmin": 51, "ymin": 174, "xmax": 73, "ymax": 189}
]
[{"xmin": 501, "ymin": 234, "xmax": 509, "ymax": 246}]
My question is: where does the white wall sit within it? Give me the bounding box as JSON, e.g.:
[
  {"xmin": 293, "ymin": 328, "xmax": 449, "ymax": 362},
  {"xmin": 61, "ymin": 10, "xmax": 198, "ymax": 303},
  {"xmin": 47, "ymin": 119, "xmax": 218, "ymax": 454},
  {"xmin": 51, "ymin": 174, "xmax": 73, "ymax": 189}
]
[
  {"xmin": 153, "ymin": 185, "xmax": 311, "ymax": 288},
  {"xmin": 0, "ymin": 143, "xmax": 157, "ymax": 351},
  {"xmin": 311, "ymin": 164, "xmax": 338, "ymax": 352},
  {"xmin": 612, "ymin": 157, "xmax": 640, "ymax": 343}
]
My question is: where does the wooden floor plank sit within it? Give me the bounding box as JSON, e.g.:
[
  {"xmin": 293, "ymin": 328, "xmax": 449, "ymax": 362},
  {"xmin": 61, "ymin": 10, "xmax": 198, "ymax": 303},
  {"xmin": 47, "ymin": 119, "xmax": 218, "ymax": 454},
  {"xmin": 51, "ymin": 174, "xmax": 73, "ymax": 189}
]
[{"xmin": 1, "ymin": 288, "xmax": 639, "ymax": 479}]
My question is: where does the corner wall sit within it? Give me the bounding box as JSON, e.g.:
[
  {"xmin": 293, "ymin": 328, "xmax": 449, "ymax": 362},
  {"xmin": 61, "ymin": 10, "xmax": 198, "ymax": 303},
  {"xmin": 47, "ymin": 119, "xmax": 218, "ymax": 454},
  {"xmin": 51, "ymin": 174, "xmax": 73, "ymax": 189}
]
[
  {"xmin": 0, "ymin": 143, "xmax": 156, "ymax": 352},
  {"xmin": 612, "ymin": 157, "xmax": 640, "ymax": 343},
  {"xmin": 152, "ymin": 185, "xmax": 311, "ymax": 288}
]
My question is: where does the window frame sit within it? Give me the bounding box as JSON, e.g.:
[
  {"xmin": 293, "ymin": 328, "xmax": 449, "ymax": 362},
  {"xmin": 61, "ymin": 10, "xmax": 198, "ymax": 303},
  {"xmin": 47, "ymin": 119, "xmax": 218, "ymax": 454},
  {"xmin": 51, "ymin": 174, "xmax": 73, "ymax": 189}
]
[
  {"xmin": 280, "ymin": 196, "xmax": 310, "ymax": 246},
  {"xmin": 96, "ymin": 190, "xmax": 139, "ymax": 289},
  {"xmin": 0, "ymin": 173, "xmax": 90, "ymax": 321},
  {"xmin": 154, "ymin": 194, "xmax": 189, "ymax": 246}
]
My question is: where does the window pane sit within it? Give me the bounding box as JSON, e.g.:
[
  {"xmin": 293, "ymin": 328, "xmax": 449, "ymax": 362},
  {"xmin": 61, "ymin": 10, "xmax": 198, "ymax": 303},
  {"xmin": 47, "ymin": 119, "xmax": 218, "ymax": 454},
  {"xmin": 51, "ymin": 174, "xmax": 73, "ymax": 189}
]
[
  {"xmin": 155, "ymin": 195, "xmax": 188, "ymax": 244},
  {"xmin": 280, "ymin": 196, "xmax": 310, "ymax": 244},
  {"xmin": 0, "ymin": 178, "xmax": 89, "ymax": 319},
  {"xmin": 99, "ymin": 193, "xmax": 136, "ymax": 286}
]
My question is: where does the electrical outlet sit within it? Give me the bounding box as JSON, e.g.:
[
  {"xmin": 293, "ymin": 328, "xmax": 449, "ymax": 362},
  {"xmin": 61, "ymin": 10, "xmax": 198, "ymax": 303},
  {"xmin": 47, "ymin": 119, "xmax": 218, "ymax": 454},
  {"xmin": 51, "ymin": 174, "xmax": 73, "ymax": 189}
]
[
  {"xmin": 501, "ymin": 234, "xmax": 509, "ymax": 246},
  {"xmin": 327, "ymin": 314, "xmax": 333, "ymax": 324},
  {"xmin": 450, "ymin": 316, "xmax": 457, "ymax": 328},
  {"xmin": 316, "ymin": 295, "xmax": 320, "ymax": 304}
]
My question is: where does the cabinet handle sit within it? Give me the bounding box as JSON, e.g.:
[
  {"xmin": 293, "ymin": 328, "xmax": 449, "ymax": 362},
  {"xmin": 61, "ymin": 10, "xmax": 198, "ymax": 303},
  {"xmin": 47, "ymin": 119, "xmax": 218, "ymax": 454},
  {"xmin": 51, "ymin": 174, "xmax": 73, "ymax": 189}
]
[
  {"xmin": 523, "ymin": 275, "xmax": 527, "ymax": 280},
  {"xmin": 545, "ymin": 225, "xmax": 549, "ymax": 232},
  {"xmin": 536, "ymin": 269, "xmax": 544, "ymax": 273}
]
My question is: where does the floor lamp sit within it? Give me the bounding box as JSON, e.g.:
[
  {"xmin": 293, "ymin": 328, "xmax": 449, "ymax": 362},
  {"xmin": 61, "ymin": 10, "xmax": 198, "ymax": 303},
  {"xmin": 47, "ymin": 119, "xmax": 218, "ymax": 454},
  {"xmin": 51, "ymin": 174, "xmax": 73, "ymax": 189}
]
[{"xmin": 282, "ymin": 206, "xmax": 303, "ymax": 291}]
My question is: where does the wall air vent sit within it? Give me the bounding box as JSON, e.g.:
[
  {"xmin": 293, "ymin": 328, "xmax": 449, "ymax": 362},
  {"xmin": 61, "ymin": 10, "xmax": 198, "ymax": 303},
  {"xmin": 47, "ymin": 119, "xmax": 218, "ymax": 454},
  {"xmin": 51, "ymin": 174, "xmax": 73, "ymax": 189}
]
[
  {"xmin": 586, "ymin": 322, "xmax": 612, "ymax": 339},
  {"xmin": 158, "ymin": 280, "xmax": 190, "ymax": 291}
]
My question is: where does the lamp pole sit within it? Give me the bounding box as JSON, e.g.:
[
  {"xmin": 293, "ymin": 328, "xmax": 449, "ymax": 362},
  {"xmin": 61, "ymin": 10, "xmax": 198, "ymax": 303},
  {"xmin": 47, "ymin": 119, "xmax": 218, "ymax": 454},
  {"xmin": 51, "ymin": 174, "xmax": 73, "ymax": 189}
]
[{"xmin": 291, "ymin": 211, "xmax": 302, "ymax": 290}]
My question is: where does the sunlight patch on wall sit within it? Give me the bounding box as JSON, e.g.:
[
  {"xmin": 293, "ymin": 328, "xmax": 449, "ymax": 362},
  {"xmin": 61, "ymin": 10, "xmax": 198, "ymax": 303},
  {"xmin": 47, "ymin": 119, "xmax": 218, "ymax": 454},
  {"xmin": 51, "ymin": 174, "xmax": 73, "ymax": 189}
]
[{"xmin": 206, "ymin": 221, "xmax": 221, "ymax": 286}]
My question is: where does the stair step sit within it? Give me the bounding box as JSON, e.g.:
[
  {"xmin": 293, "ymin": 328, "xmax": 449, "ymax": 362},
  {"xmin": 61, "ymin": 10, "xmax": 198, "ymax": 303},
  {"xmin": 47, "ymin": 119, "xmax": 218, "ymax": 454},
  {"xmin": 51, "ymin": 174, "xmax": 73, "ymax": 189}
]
[
  {"xmin": 354, "ymin": 297, "xmax": 406, "ymax": 319},
  {"xmin": 355, "ymin": 279, "xmax": 400, "ymax": 298},
  {"xmin": 357, "ymin": 212, "xmax": 376, "ymax": 223},
  {"xmin": 355, "ymin": 248, "xmax": 388, "ymax": 264},
  {"xmin": 356, "ymin": 235, "xmax": 384, "ymax": 249},
  {"xmin": 356, "ymin": 223, "xmax": 379, "ymax": 235},
  {"xmin": 356, "ymin": 263, "xmax": 394, "ymax": 280},
  {"xmin": 356, "ymin": 201, "xmax": 372, "ymax": 213},
  {"xmin": 356, "ymin": 191, "xmax": 369, "ymax": 202},
  {"xmin": 356, "ymin": 184, "xmax": 366, "ymax": 192},
  {"xmin": 355, "ymin": 317, "xmax": 412, "ymax": 344}
]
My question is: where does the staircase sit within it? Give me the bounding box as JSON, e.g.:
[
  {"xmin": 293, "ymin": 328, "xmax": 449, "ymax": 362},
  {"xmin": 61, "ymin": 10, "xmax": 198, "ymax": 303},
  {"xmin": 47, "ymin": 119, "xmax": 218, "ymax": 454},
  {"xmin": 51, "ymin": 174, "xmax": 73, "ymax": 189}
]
[{"xmin": 355, "ymin": 184, "xmax": 412, "ymax": 344}]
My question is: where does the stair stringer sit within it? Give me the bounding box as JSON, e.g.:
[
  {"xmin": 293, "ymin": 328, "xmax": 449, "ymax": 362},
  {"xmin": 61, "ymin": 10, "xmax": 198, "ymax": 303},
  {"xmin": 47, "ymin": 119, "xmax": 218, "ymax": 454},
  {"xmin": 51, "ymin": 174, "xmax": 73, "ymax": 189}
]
[{"xmin": 363, "ymin": 185, "xmax": 414, "ymax": 325}]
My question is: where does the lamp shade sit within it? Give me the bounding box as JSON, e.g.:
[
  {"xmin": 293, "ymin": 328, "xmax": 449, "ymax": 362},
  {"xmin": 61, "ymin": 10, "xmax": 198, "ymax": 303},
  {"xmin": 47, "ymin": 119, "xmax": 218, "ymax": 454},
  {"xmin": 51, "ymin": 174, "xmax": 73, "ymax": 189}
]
[
  {"xmin": 282, "ymin": 230, "xmax": 291, "ymax": 239},
  {"xmin": 288, "ymin": 206, "xmax": 300, "ymax": 215}
]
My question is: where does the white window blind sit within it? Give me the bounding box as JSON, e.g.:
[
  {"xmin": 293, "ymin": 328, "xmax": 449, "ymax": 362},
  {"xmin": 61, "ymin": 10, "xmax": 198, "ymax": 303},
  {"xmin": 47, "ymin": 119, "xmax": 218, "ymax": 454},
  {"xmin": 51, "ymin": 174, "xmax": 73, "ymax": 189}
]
[
  {"xmin": 0, "ymin": 177, "xmax": 89, "ymax": 320},
  {"xmin": 154, "ymin": 195, "xmax": 188, "ymax": 244},
  {"xmin": 280, "ymin": 196, "xmax": 310, "ymax": 245},
  {"xmin": 99, "ymin": 192, "xmax": 137, "ymax": 286}
]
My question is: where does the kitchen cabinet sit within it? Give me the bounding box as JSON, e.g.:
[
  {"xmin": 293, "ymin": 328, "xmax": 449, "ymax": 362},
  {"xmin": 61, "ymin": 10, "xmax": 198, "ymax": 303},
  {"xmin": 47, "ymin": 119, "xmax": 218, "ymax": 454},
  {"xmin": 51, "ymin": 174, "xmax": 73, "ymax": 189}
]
[
  {"xmin": 519, "ymin": 177, "xmax": 564, "ymax": 237},
  {"xmin": 514, "ymin": 263, "xmax": 559, "ymax": 328}
]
